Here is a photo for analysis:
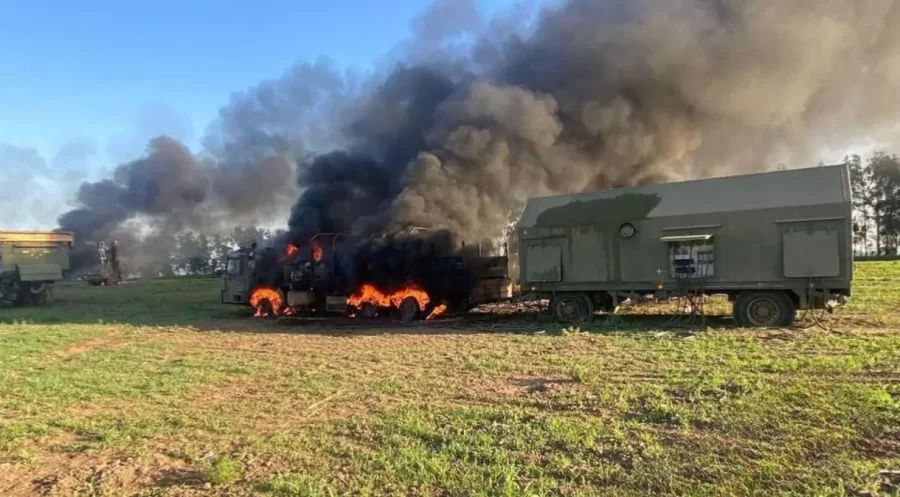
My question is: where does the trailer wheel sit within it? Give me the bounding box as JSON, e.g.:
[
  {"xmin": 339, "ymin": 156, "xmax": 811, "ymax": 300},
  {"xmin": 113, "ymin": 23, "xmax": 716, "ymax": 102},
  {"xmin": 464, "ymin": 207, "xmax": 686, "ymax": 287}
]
[
  {"xmin": 551, "ymin": 293, "xmax": 592, "ymax": 324},
  {"xmin": 733, "ymin": 291, "xmax": 795, "ymax": 328}
]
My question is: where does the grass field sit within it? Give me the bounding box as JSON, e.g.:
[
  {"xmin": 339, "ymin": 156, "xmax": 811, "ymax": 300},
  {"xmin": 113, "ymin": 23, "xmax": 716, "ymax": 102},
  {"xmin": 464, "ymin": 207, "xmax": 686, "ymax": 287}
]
[{"xmin": 0, "ymin": 263, "xmax": 898, "ymax": 496}]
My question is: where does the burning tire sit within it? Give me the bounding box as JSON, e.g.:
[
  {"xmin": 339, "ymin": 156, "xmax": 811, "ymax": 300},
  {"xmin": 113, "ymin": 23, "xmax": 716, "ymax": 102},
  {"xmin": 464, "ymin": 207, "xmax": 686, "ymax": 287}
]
[
  {"xmin": 400, "ymin": 296, "xmax": 420, "ymax": 323},
  {"xmin": 360, "ymin": 302, "xmax": 378, "ymax": 319},
  {"xmin": 250, "ymin": 286, "xmax": 286, "ymax": 318}
]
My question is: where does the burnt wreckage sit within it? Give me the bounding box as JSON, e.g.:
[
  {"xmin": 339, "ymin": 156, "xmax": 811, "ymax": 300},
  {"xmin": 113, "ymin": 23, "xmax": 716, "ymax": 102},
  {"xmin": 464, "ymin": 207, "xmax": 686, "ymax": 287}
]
[{"xmin": 222, "ymin": 230, "xmax": 511, "ymax": 321}]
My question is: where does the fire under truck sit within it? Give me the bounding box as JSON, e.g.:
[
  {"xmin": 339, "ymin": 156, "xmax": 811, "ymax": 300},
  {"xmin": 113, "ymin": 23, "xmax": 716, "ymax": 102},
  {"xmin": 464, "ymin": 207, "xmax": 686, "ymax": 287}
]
[{"xmin": 221, "ymin": 232, "xmax": 511, "ymax": 322}]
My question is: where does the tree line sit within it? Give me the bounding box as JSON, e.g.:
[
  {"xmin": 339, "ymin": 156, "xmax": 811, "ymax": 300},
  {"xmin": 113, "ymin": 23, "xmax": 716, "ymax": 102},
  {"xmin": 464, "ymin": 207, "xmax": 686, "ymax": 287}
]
[
  {"xmin": 131, "ymin": 226, "xmax": 286, "ymax": 278},
  {"xmin": 847, "ymin": 151, "xmax": 900, "ymax": 256}
]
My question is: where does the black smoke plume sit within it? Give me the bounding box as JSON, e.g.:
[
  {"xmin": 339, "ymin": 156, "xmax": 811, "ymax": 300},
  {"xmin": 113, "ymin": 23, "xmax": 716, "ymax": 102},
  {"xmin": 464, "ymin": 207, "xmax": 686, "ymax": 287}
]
[
  {"xmin": 284, "ymin": 0, "xmax": 900, "ymax": 249},
  {"xmin": 59, "ymin": 0, "xmax": 900, "ymax": 283}
]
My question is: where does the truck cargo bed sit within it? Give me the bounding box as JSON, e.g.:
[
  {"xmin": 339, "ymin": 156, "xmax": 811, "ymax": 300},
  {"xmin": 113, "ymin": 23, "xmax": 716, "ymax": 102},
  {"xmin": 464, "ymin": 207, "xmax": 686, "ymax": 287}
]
[{"xmin": 0, "ymin": 231, "xmax": 74, "ymax": 245}]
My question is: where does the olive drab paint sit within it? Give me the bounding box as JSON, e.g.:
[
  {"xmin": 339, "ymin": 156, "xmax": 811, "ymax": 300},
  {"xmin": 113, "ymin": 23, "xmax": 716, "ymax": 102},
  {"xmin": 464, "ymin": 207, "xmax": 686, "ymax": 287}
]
[
  {"xmin": 515, "ymin": 164, "xmax": 853, "ymax": 320},
  {"xmin": 0, "ymin": 231, "xmax": 74, "ymax": 306}
]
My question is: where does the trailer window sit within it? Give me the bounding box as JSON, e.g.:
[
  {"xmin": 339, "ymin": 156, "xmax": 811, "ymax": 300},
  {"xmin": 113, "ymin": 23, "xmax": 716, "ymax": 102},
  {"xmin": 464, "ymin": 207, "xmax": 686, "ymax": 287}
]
[{"xmin": 661, "ymin": 234, "xmax": 715, "ymax": 279}]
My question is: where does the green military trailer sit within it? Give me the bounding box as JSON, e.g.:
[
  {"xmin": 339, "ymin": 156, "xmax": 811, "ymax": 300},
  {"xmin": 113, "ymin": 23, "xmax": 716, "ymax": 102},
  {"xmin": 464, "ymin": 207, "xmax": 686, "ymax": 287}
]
[
  {"xmin": 0, "ymin": 231, "xmax": 74, "ymax": 306},
  {"xmin": 513, "ymin": 164, "xmax": 853, "ymax": 327}
]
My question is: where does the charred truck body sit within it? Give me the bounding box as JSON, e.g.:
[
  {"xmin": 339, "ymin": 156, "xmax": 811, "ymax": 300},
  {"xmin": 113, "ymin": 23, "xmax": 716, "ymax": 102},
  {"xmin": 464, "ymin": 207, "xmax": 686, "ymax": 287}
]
[
  {"xmin": 222, "ymin": 232, "xmax": 510, "ymax": 321},
  {"xmin": 85, "ymin": 241, "xmax": 122, "ymax": 286},
  {"xmin": 0, "ymin": 231, "xmax": 73, "ymax": 306},
  {"xmin": 515, "ymin": 164, "xmax": 853, "ymax": 326}
]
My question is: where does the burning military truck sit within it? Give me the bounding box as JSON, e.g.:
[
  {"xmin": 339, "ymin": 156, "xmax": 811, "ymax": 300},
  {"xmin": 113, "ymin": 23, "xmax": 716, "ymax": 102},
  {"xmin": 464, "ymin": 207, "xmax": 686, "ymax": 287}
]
[
  {"xmin": 0, "ymin": 231, "xmax": 73, "ymax": 306},
  {"xmin": 85, "ymin": 241, "xmax": 122, "ymax": 286},
  {"xmin": 221, "ymin": 230, "xmax": 511, "ymax": 322}
]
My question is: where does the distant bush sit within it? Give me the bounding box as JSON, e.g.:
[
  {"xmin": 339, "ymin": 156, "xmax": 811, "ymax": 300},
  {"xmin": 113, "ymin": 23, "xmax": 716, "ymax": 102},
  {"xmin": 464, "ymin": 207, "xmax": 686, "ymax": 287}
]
[{"xmin": 855, "ymin": 255, "xmax": 900, "ymax": 261}]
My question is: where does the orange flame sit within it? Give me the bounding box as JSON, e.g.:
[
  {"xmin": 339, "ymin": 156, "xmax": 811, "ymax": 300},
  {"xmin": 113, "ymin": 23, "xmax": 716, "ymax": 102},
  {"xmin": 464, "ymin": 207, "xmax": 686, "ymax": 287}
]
[
  {"xmin": 311, "ymin": 239, "xmax": 323, "ymax": 263},
  {"xmin": 279, "ymin": 244, "xmax": 301, "ymax": 263},
  {"xmin": 250, "ymin": 286, "xmax": 284, "ymax": 317},
  {"xmin": 426, "ymin": 304, "xmax": 448, "ymax": 320},
  {"xmin": 347, "ymin": 283, "xmax": 430, "ymax": 313}
]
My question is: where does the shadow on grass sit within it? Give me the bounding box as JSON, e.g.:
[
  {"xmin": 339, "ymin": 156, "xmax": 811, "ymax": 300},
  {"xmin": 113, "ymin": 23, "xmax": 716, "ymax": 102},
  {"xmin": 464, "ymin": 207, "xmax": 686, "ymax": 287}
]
[{"xmin": 152, "ymin": 468, "xmax": 207, "ymax": 487}]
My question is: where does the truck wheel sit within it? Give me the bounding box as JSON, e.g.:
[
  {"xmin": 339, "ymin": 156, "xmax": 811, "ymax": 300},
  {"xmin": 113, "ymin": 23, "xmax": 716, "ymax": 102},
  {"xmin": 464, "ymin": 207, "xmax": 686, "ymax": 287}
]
[
  {"xmin": 314, "ymin": 292, "xmax": 327, "ymax": 316},
  {"xmin": 30, "ymin": 284, "xmax": 49, "ymax": 306},
  {"xmin": 551, "ymin": 293, "xmax": 592, "ymax": 324},
  {"xmin": 14, "ymin": 290, "xmax": 29, "ymax": 307},
  {"xmin": 360, "ymin": 302, "xmax": 378, "ymax": 319},
  {"xmin": 733, "ymin": 291, "xmax": 795, "ymax": 328},
  {"xmin": 400, "ymin": 297, "xmax": 420, "ymax": 323}
]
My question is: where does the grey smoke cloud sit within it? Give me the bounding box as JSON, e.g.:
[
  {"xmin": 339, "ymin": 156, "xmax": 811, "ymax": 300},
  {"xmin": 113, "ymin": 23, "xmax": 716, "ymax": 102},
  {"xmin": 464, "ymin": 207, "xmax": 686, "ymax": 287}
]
[
  {"xmin": 46, "ymin": 0, "xmax": 900, "ymax": 272},
  {"xmin": 379, "ymin": 0, "xmax": 900, "ymax": 245},
  {"xmin": 0, "ymin": 141, "xmax": 94, "ymax": 230}
]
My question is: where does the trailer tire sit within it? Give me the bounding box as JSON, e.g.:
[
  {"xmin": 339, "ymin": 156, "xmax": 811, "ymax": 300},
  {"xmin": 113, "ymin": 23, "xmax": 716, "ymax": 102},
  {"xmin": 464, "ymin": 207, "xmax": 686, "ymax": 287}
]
[
  {"xmin": 733, "ymin": 291, "xmax": 795, "ymax": 328},
  {"xmin": 551, "ymin": 293, "xmax": 592, "ymax": 324}
]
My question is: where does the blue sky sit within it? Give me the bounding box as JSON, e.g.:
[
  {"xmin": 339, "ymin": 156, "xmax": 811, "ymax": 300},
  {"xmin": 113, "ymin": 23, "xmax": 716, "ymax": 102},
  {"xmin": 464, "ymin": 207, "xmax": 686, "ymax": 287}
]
[
  {"xmin": 0, "ymin": 0, "xmax": 519, "ymax": 163},
  {"xmin": 0, "ymin": 0, "xmax": 524, "ymax": 228}
]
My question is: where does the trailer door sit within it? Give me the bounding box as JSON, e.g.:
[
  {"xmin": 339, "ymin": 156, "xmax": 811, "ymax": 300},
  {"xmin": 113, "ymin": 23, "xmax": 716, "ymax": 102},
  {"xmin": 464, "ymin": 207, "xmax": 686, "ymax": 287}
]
[{"xmin": 525, "ymin": 243, "xmax": 562, "ymax": 282}]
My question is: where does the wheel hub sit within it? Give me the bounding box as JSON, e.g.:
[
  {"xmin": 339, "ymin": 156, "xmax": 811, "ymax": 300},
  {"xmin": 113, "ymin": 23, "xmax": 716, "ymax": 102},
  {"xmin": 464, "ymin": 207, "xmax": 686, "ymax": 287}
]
[
  {"xmin": 558, "ymin": 299, "xmax": 580, "ymax": 320},
  {"xmin": 748, "ymin": 298, "xmax": 779, "ymax": 326}
]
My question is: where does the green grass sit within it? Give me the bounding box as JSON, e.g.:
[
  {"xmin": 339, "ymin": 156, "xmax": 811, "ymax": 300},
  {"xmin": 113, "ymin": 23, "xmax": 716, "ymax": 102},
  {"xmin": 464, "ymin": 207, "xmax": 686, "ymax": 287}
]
[
  {"xmin": 205, "ymin": 455, "xmax": 242, "ymax": 485},
  {"xmin": 0, "ymin": 264, "xmax": 898, "ymax": 496}
]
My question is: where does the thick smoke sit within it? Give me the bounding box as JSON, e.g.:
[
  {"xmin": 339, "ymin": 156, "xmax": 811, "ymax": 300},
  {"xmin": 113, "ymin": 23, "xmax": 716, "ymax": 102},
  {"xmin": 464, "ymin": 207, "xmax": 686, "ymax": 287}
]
[
  {"xmin": 56, "ymin": 0, "xmax": 900, "ymax": 276},
  {"xmin": 282, "ymin": 0, "xmax": 900, "ymax": 252},
  {"xmin": 56, "ymin": 59, "xmax": 356, "ymax": 272}
]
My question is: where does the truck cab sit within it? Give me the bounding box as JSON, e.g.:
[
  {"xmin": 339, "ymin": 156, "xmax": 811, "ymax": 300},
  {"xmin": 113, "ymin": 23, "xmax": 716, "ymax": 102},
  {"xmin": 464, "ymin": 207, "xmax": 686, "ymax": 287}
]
[{"xmin": 221, "ymin": 248, "xmax": 253, "ymax": 305}]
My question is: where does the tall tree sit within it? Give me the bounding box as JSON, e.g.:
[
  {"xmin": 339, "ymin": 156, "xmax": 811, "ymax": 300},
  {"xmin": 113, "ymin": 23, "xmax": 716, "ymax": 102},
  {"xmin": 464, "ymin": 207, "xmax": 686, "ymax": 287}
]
[
  {"xmin": 210, "ymin": 234, "xmax": 235, "ymax": 274},
  {"xmin": 847, "ymin": 154, "xmax": 872, "ymax": 254},
  {"xmin": 869, "ymin": 152, "xmax": 900, "ymax": 255}
]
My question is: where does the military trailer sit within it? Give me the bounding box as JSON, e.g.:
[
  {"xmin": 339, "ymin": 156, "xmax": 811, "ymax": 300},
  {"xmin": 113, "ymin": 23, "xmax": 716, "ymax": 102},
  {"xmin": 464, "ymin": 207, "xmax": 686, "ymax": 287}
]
[
  {"xmin": 0, "ymin": 231, "xmax": 74, "ymax": 306},
  {"xmin": 514, "ymin": 164, "xmax": 853, "ymax": 327}
]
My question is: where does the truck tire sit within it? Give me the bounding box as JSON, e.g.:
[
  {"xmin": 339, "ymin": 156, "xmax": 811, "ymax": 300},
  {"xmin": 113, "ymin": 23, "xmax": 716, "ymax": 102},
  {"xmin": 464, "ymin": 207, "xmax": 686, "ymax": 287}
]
[
  {"xmin": 360, "ymin": 302, "xmax": 378, "ymax": 319},
  {"xmin": 12, "ymin": 282, "xmax": 47, "ymax": 306},
  {"xmin": 733, "ymin": 291, "xmax": 795, "ymax": 328},
  {"xmin": 13, "ymin": 289, "xmax": 28, "ymax": 307},
  {"xmin": 31, "ymin": 286, "xmax": 49, "ymax": 306},
  {"xmin": 400, "ymin": 297, "xmax": 420, "ymax": 323},
  {"xmin": 551, "ymin": 293, "xmax": 593, "ymax": 324}
]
